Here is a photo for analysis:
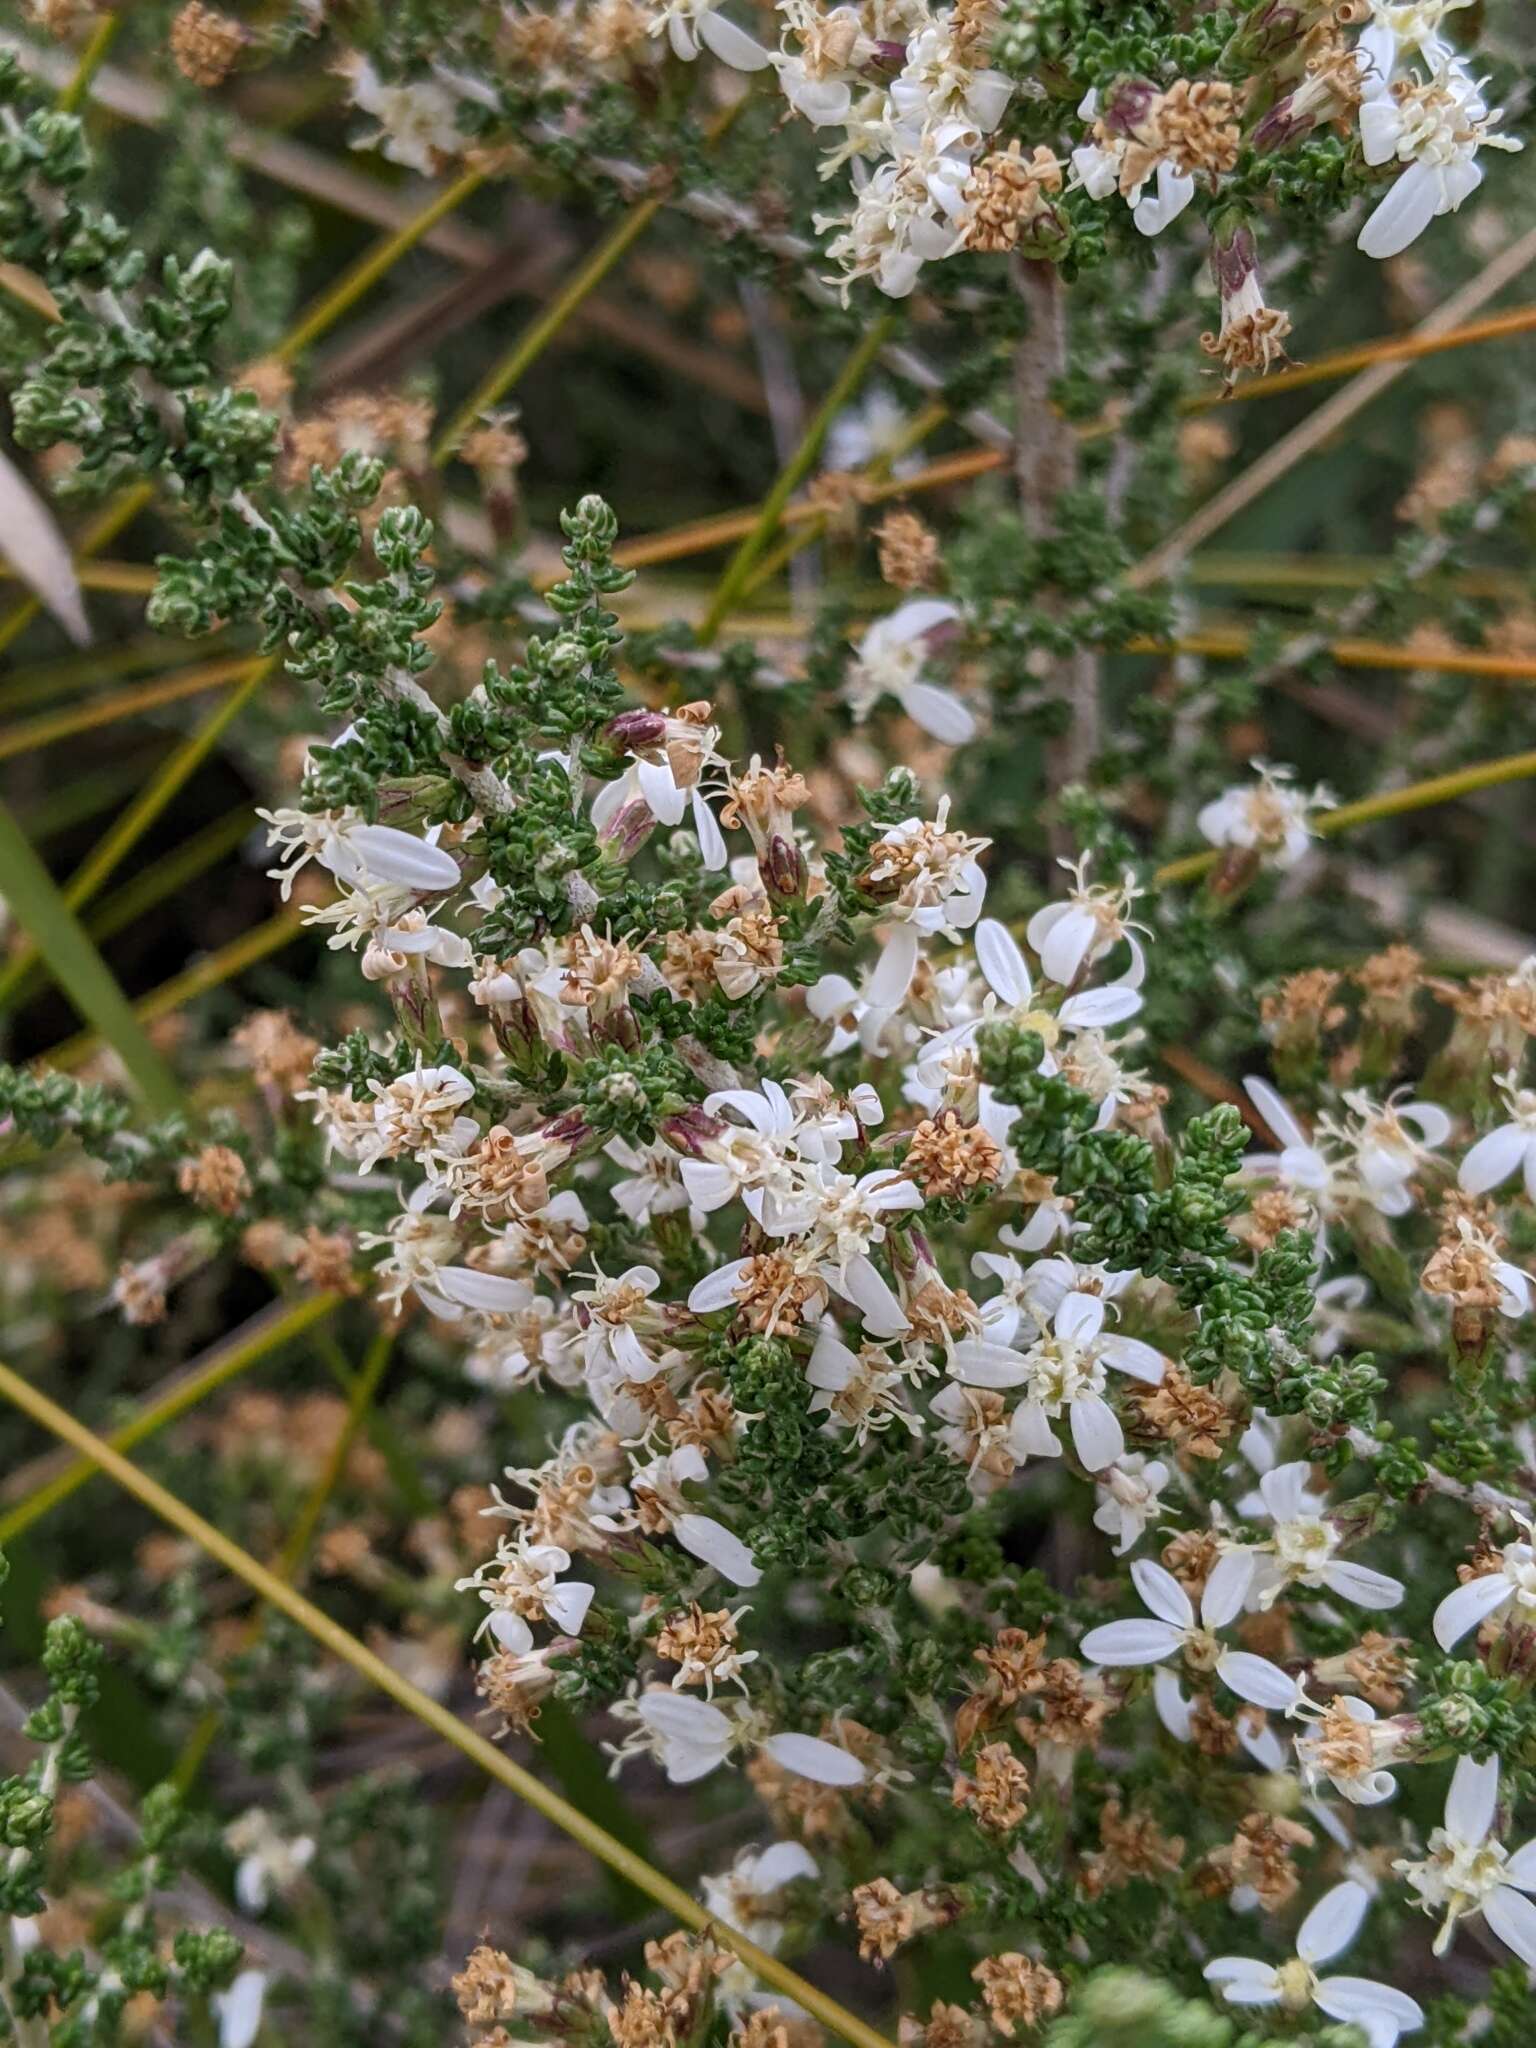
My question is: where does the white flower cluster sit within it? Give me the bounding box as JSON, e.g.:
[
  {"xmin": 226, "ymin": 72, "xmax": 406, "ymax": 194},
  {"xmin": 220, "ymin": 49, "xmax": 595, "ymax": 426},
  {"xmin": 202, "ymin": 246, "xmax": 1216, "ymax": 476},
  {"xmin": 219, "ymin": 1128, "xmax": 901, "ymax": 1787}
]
[
  {"xmin": 272, "ymin": 666, "xmax": 1536, "ymax": 2033},
  {"xmin": 1353, "ymin": 2, "xmax": 1523, "ymax": 260},
  {"xmin": 649, "ymin": 0, "xmax": 1022, "ymax": 297},
  {"xmin": 621, "ymin": 0, "xmax": 1519, "ymax": 302}
]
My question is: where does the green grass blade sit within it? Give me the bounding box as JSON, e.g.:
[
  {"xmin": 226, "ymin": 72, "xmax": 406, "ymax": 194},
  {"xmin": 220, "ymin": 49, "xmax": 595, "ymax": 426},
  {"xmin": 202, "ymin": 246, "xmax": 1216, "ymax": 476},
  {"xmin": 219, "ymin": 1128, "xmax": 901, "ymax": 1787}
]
[{"xmin": 0, "ymin": 797, "xmax": 181, "ymax": 1112}]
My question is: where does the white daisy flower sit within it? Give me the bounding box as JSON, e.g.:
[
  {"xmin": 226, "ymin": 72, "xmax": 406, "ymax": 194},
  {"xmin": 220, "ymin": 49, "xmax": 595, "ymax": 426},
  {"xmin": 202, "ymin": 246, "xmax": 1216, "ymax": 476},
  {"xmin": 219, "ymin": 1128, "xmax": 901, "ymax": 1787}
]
[
  {"xmin": 1357, "ymin": 53, "xmax": 1522, "ymax": 261},
  {"xmin": 1234, "ymin": 1461, "xmax": 1405, "ymax": 1613},
  {"xmin": 1080, "ymin": 1555, "xmax": 1311, "ymax": 1714},
  {"xmin": 1460, "ymin": 1075, "xmax": 1536, "ymax": 1200},
  {"xmin": 948, "ymin": 1291, "xmax": 1165, "ymax": 1473},
  {"xmin": 1206, "ymin": 1881, "xmax": 1423, "ymax": 2046},
  {"xmin": 1432, "ymin": 1510, "xmax": 1536, "ymax": 1650},
  {"xmin": 844, "ymin": 599, "xmax": 973, "ymax": 745},
  {"xmin": 1399, "ymin": 1754, "xmax": 1536, "ymax": 1966},
  {"xmin": 1197, "ymin": 763, "xmax": 1335, "ymax": 870}
]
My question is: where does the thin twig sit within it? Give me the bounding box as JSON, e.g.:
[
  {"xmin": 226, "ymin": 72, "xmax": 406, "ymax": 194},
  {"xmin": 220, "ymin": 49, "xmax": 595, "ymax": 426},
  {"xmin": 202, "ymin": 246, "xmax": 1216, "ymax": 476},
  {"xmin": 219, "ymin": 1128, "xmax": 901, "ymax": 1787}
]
[{"xmin": 1129, "ymin": 221, "xmax": 1536, "ymax": 587}]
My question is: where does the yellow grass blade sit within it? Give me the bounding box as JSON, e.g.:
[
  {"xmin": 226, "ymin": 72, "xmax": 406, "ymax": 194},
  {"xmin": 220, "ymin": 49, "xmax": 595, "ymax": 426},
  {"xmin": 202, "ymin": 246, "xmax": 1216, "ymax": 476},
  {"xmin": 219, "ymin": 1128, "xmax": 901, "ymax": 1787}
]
[
  {"xmin": 1154, "ymin": 747, "xmax": 1536, "ymax": 886},
  {"xmin": 697, "ymin": 314, "xmax": 898, "ymax": 646},
  {"xmin": 0, "ymin": 1358, "xmax": 899, "ymax": 2048},
  {"xmin": 0, "ymin": 1293, "xmax": 340, "ymax": 1542}
]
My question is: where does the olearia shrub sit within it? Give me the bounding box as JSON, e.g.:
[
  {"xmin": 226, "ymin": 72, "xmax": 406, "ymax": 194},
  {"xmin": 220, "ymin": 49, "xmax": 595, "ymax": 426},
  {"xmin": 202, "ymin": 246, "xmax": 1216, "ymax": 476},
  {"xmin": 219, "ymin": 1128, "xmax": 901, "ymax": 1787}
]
[{"xmin": 0, "ymin": 1, "xmax": 1534, "ymax": 2046}]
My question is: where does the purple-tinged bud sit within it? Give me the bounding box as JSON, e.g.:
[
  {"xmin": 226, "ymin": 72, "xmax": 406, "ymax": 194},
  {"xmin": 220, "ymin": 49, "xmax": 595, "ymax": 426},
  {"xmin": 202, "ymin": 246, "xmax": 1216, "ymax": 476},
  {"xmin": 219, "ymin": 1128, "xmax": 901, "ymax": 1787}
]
[
  {"xmin": 762, "ymin": 834, "xmax": 808, "ymax": 900},
  {"xmin": 1248, "ymin": 2, "xmax": 1303, "ymax": 60},
  {"xmin": 542, "ymin": 1110, "xmax": 592, "ymax": 1149},
  {"xmin": 493, "ymin": 999, "xmax": 547, "ymax": 1075},
  {"xmin": 1099, "ymin": 77, "xmax": 1160, "ymax": 139},
  {"xmin": 659, "ymin": 1106, "xmax": 726, "ymax": 1157},
  {"xmin": 598, "ymin": 796, "xmax": 658, "ymax": 862},
  {"xmin": 595, "ymin": 1005, "xmax": 643, "ymax": 1052},
  {"xmin": 605, "ymin": 709, "xmax": 669, "ymax": 750},
  {"xmin": 1209, "ymin": 222, "xmax": 1259, "ymax": 297},
  {"xmin": 1251, "ymin": 93, "xmax": 1315, "ymax": 152}
]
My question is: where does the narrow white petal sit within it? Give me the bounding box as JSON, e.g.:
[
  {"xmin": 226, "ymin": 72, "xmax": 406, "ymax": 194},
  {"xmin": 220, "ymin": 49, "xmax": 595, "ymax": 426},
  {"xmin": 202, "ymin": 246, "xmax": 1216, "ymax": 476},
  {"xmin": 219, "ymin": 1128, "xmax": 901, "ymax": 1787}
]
[
  {"xmin": 974, "ymin": 919, "xmax": 1032, "ymax": 1007},
  {"xmin": 1055, "ymin": 1291, "xmax": 1105, "ymax": 1344},
  {"xmin": 1460, "ymin": 1122, "xmax": 1527, "ymax": 1194},
  {"xmin": 1038, "ymin": 906, "xmax": 1098, "ymax": 986},
  {"xmin": 949, "ymin": 1339, "xmax": 1031, "ymax": 1389},
  {"xmin": 0, "ymin": 446, "xmax": 89, "ymax": 646},
  {"xmin": 1484, "ymin": 1883, "xmax": 1536, "ymax": 1968},
  {"xmin": 899, "ymin": 679, "xmax": 975, "ymax": 745},
  {"xmin": 1216, "ymin": 1651, "xmax": 1301, "ymax": 1712},
  {"xmin": 1314, "ymin": 1975, "xmax": 1424, "ymax": 2036},
  {"xmin": 1204, "ymin": 1959, "xmax": 1281, "ymax": 2006},
  {"xmin": 1058, "ymin": 985, "xmax": 1142, "ymax": 1029},
  {"xmin": 762, "ymin": 1733, "xmax": 865, "ymax": 1785},
  {"xmin": 1100, "ymin": 1334, "xmax": 1165, "ymax": 1385},
  {"xmin": 488, "ymin": 1610, "xmax": 534, "ymax": 1653},
  {"xmin": 688, "ymin": 1260, "xmax": 748, "ymax": 1313},
  {"xmin": 752, "ymin": 1841, "xmax": 819, "ymax": 1889},
  {"xmin": 639, "ymin": 1690, "xmax": 732, "ymax": 1740},
  {"xmin": 1400, "ymin": 1101, "xmax": 1452, "ymax": 1147},
  {"xmin": 214, "ymin": 1971, "xmax": 268, "ymax": 2048},
  {"xmin": 665, "ymin": 1743, "xmax": 731, "ymax": 1784},
  {"xmin": 1259, "ymin": 1461, "xmax": 1312, "ymax": 1522},
  {"xmin": 886, "ymin": 598, "xmax": 959, "ymax": 640},
  {"xmin": 1445, "ymin": 1752, "xmax": 1499, "ymax": 1845},
  {"xmin": 1358, "ymin": 162, "xmax": 1439, "ymax": 260},
  {"xmin": 1321, "ymin": 1561, "xmax": 1404, "ymax": 1611},
  {"xmin": 1153, "ymin": 1667, "xmax": 1192, "ymax": 1741},
  {"xmin": 867, "ymin": 923, "xmax": 920, "ymax": 1010},
  {"xmin": 1069, "ymin": 1391, "xmax": 1123, "ymax": 1472},
  {"xmin": 691, "ymin": 791, "xmax": 729, "ymax": 871},
  {"xmin": 638, "ymin": 757, "xmax": 687, "ymax": 824},
  {"xmin": 544, "ymin": 1581, "xmax": 594, "ymax": 1634},
  {"xmin": 1243, "ymin": 1077, "xmax": 1307, "ymax": 1151},
  {"xmin": 1008, "ymin": 1400, "xmax": 1062, "ymax": 1459},
  {"xmin": 1201, "ymin": 1549, "xmax": 1257, "ymax": 1631},
  {"xmin": 347, "ymin": 824, "xmax": 461, "ymax": 892},
  {"xmin": 1297, "ymin": 1880, "xmax": 1370, "ymax": 1966},
  {"xmin": 1131, "ymin": 1558, "xmax": 1195, "ymax": 1630},
  {"xmin": 437, "ymin": 1267, "xmax": 531, "ymax": 1313},
  {"xmin": 680, "ymin": 1160, "xmax": 735, "ymax": 1211},
  {"xmin": 697, "ymin": 11, "xmax": 773, "ymax": 66},
  {"xmin": 675, "ymin": 1513, "xmax": 761, "ymax": 1589},
  {"xmin": 1080, "ymin": 1618, "xmax": 1183, "ymax": 1667},
  {"xmin": 838, "ymin": 1253, "xmax": 910, "ymax": 1336},
  {"xmin": 1433, "ymin": 1571, "xmax": 1511, "ymax": 1651}
]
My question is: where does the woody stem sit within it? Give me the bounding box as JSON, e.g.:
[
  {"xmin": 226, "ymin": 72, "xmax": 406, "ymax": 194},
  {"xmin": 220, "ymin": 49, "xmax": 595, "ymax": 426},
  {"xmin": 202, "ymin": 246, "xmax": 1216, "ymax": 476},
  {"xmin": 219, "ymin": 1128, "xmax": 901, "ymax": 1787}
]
[{"xmin": 1013, "ymin": 257, "xmax": 1099, "ymax": 840}]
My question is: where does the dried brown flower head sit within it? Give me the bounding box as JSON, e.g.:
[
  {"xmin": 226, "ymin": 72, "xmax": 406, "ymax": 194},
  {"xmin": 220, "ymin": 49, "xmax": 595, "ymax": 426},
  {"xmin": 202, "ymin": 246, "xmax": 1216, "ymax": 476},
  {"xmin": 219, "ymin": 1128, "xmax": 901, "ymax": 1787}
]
[
  {"xmin": 971, "ymin": 1954, "xmax": 1063, "ymax": 2037},
  {"xmin": 177, "ymin": 1144, "xmax": 251, "ymax": 1216},
  {"xmin": 1080, "ymin": 1796, "xmax": 1185, "ymax": 1896},
  {"xmin": 951, "ymin": 1742, "xmax": 1030, "ymax": 1833},
  {"xmin": 1198, "ymin": 1811, "xmax": 1314, "ymax": 1911},
  {"xmin": 1136, "ymin": 1367, "xmax": 1235, "ymax": 1459},
  {"xmin": 904, "ymin": 1110, "xmax": 1002, "ymax": 1198},
  {"xmin": 231, "ymin": 1009, "xmax": 318, "ymax": 1094},
  {"xmin": 962, "ymin": 143, "xmax": 1064, "ymax": 253},
  {"xmin": 876, "ymin": 510, "xmax": 940, "ymax": 590},
  {"xmin": 170, "ymin": 3, "xmax": 247, "ymax": 85},
  {"xmin": 899, "ymin": 2004, "xmax": 987, "ymax": 2048}
]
